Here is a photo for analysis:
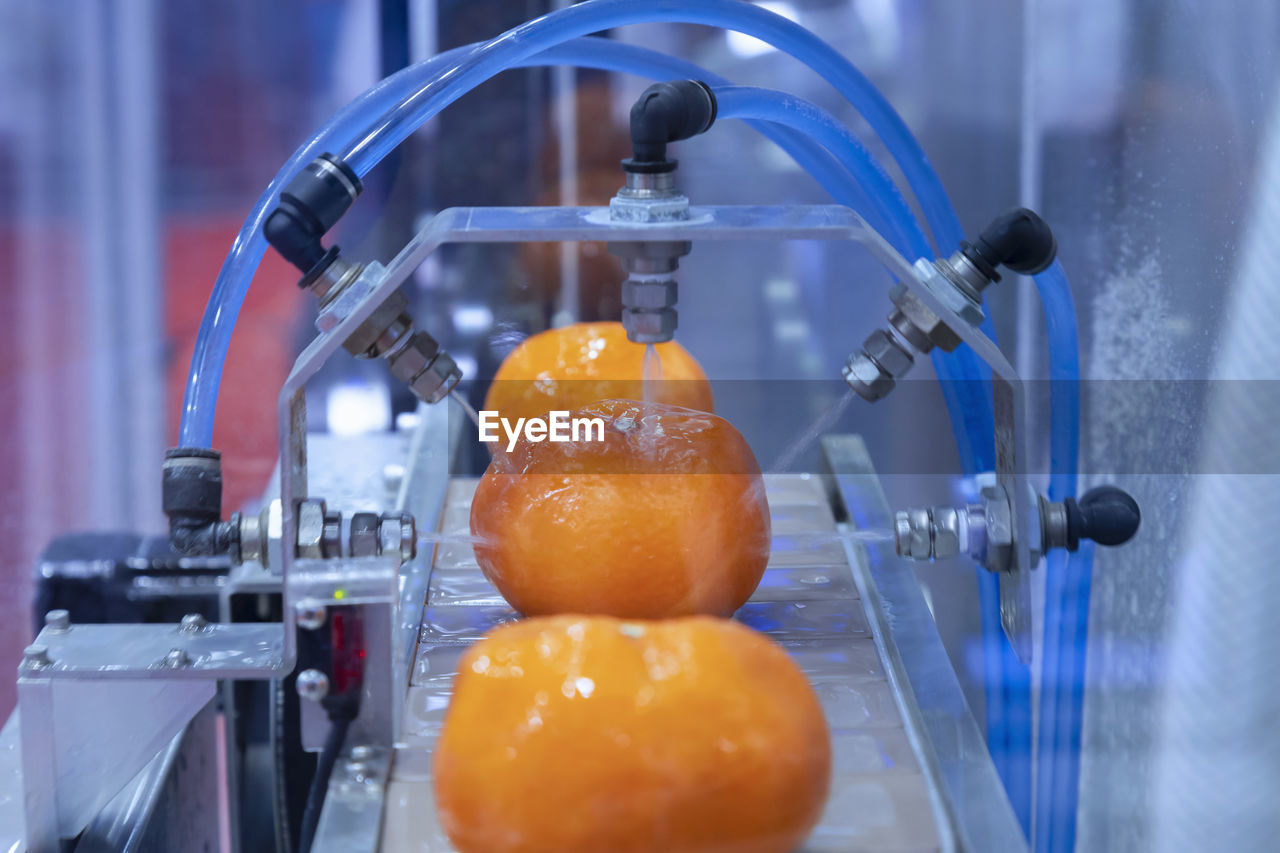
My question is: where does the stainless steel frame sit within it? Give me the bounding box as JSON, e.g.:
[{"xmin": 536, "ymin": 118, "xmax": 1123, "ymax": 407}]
[{"xmin": 10, "ymin": 202, "xmax": 1034, "ymax": 851}]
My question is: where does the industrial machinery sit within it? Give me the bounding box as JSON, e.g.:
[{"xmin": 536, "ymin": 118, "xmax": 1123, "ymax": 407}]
[{"xmin": 0, "ymin": 3, "xmax": 1144, "ymax": 852}]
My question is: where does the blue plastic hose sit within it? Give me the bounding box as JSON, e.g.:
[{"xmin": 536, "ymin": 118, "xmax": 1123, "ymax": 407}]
[
  {"xmin": 341, "ymin": 0, "xmax": 961, "ymax": 253},
  {"xmin": 713, "ymin": 86, "xmax": 931, "ymax": 260},
  {"xmin": 178, "ymin": 11, "xmax": 1041, "ymax": 831},
  {"xmin": 183, "ymin": 0, "xmax": 987, "ymax": 457},
  {"xmin": 178, "ymin": 44, "xmax": 473, "ymax": 447},
  {"xmin": 1032, "ymin": 259, "xmax": 1089, "ymax": 853}
]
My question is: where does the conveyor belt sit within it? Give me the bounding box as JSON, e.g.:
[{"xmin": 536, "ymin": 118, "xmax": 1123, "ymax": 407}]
[{"xmin": 383, "ymin": 473, "xmax": 946, "ymax": 852}]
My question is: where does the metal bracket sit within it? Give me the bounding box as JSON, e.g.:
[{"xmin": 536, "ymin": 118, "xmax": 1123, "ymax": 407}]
[{"xmin": 904, "ymin": 259, "xmax": 1035, "ymax": 663}]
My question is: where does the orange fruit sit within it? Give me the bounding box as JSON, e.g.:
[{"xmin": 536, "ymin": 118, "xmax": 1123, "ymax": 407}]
[
  {"xmin": 433, "ymin": 615, "xmax": 831, "ymax": 853},
  {"xmin": 470, "ymin": 399, "xmax": 770, "ymax": 618},
  {"xmin": 483, "ymin": 322, "xmax": 714, "ymax": 423}
]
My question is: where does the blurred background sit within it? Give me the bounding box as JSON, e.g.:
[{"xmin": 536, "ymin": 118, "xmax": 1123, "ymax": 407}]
[{"xmin": 2, "ymin": 1, "xmax": 1279, "ymax": 850}]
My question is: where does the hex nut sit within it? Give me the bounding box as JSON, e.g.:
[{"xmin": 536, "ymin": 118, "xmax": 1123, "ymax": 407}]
[
  {"xmin": 387, "ymin": 331, "xmax": 440, "ymax": 385},
  {"xmin": 906, "ymin": 507, "xmax": 932, "ymax": 560},
  {"xmin": 323, "ymin": 511, "xmax": 342, "ymax": 558},
  {"xmin": 379, "ymin": 513, "xmax": 416, "ymax": 563},
  {"xmin": 893, "ymin": 512, "xmax": 913, "ymax": 557},
  {"xmin": 340, "ymin": 291, "xmax": 410, "ymax": 357},
  {"xmin": 608, "ymin": 193, "xmax": 691, "ymax": 222},
  {"xmin": 621, "ymin": 277, "xmax": 678, "ymax": 310},
  {"xmin": 981, "ymin": 485, "xmax": 1014, "ymax": 572},
  {"xmin": 889, "ymin": 284, "xmax": 963, "ymax": 352},
  {"xmin": 930, "ymin": 506, "xmax": 961, "ymax": 559},
  {"xmin": 887, "ymin": 306, "xmax": 933, "ymax": 353},
  {"xmin": 350, "ymin": 512, "xmax": 381, "ymax": 557},
  {"xmin": 409, "ymin": 352, "xmax": 461, "ymax": 404},
  {"xmin": 842, "ymin": 353, "xmax": 894, "ymax": 401},
  {"xmin": 297, "ymin": 499, "xmax": 327, "ymax": 559},
  {"xmin": 622, "ymin": 308, "xmax": 677, "ymax": 343},
  {"xmin": 863, "ymin": 329, "xmax": 915, "ymax": 379}
]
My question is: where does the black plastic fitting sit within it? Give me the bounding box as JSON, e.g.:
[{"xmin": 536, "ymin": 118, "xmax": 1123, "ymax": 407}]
[
  {"xmin": 263, "ymin": 153, "xmax": 362, "ymax": 287},
  {"xmin": 163, "ymin": 447, "xmax": 238, "ymax": 556},
  {"xmin": 1063, "ymin": 485, "xmax": 1141, "ymax": 550},
  {"xmin": 625, "ymin": 80, "xmax": 717, "ymax": 169},
  {"xmin": 960, "ymin": 207, "xmax": 1058, "ymax": 282}
]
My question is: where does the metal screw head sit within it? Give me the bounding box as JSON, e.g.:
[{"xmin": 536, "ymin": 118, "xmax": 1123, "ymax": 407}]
[
  {"xmin": 296, "ymin": 600, "xmax": 327, "ymax": 631},
  {"xmin": 22, "ymin": 644, "xmax": 51, "ymax": 669},
  {"xmin": 44, "ymin": 610, "xmax": 70, "ymax": 632},
  {"xmin": 296, "ymin": 669, "xmax": 330, "ymax": 702},
  {"xmin": 179, "ymin": 613, "xmax": 208, "ymax": 634},
  {"xmin": 159, "ymin": 648, "xmax": 192, "ymax": 669}
]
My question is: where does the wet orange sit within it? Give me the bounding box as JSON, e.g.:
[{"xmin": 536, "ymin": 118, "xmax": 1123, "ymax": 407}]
[
  {"xmin": 433, "ymin": 615, "xmax": 831, "ymax": 853},
  {"xmin": 483, "ymin": 322, "xmax": 714, "ymax": 422},
  {"xmin": 470, "ymin": 399, "xmax": 770, "ymax": 618}
]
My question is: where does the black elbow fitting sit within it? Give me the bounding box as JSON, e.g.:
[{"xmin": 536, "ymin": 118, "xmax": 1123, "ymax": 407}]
[
  {"xmin": 263, "ymin": 153, "xmax": 362, "ymax": 287},
  {"xmin": 163, "ymin": 447, "xmax": 238, "ymax": 556},
  {"xmin": 961, "ymin": 207, "xmax": 1057, "ymax": 281},
  {"xmin": 626, "ymin": 80, "xmax": 717, "ymax": 169}
]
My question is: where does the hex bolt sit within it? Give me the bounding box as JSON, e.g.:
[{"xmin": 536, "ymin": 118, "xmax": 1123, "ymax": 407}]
[
  {"xmin": 23, "ymin": 644, "xmax": 51, "ymax": 669},
  {"xmin": 296, "ymin": 600, "xmax": 327, "ymax": 631},
  {"xmin": 296, "ymin": 669, "xmax": 330, "ymax": 702},
  {"xmin": 44, "ymin": 610, "xmax": 71, "ymax": 632},
  {"xmin": 179, "ymin": 613, "xmax": 208, "ymax": 634},
  {"xmin": 160, "ymin": 648, "xmax": 192, "ymax": 668}
]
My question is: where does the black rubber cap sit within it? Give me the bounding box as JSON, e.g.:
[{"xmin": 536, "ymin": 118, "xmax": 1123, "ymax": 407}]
[
  {"xmin": 961, "ymin": 207, "xmax": 1058, "ymax": 281},
  {"xmin": 1064, "ymin": 486, "xmax": 1141, "ymax": 548}
]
